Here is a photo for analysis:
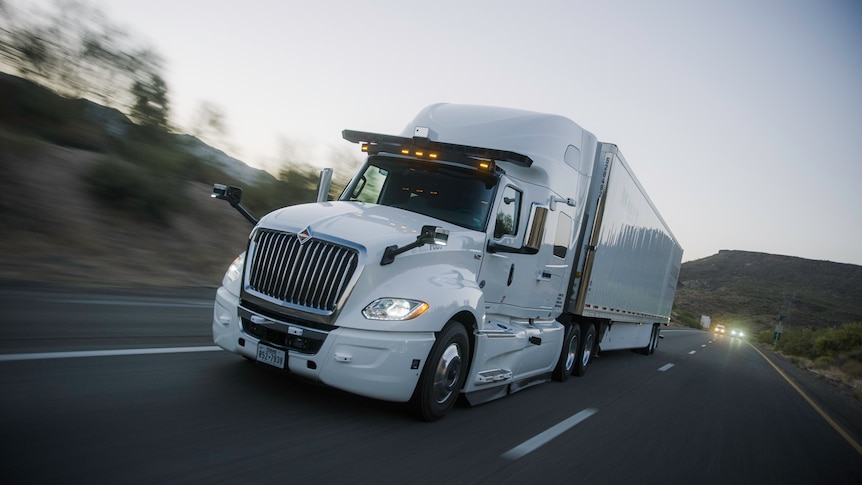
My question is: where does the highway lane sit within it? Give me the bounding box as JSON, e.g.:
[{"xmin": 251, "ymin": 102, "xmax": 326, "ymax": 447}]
[
  {"xmin": 1, "ymin": 287, "xmax": 861, "ymax": 483},
  {"xmin": 0, "ymin": 284, "xmax": 216, "ymax": 353}
]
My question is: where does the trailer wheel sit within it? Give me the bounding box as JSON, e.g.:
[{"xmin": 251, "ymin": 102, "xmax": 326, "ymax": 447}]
[
  {"xmin": 553, "ymin": 324, "xmax": 581, "ymax": 382},
  {"xmin": 410, "ymin": 321, "xmax": 469, "ymax": 421},
  {"xmin": 649, "ymin": 324, "xmax": 660, "ymax": 354},
  {"xmin": 574, "ymin": 323, "xmax": 596, "ymax": 377},
  {"xmin": 635, "ymin": 324, "xmax": 659, "ymax": 355}
]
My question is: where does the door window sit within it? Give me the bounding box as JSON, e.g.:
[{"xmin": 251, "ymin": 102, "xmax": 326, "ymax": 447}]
[{"xmin": 494, "ymin": 186, "xmax": 521, "ymax": 239}]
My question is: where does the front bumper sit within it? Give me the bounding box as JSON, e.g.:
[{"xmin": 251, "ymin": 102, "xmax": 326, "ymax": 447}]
[{"xmin": 212, "ymin": 285, "xmax": 436, "ymax": 402}]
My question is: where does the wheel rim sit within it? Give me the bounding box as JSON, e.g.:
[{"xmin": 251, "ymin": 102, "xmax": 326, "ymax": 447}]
[
  {"xmin": 582, "ymin": 331, "xmax": 594, "ymax": 368},
  {"xmin": 433, "ymin": 343, "xmax": 462, "ymax": 404},
  {"xmin": 565, "ymin": 334, "xmax": 577, "ymax": 371}
]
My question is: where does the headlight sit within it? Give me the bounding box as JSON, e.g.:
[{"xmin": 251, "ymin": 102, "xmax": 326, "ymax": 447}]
[
  {"xmin": 225, "ymin": 253, "xmax": 245, "ymax": 282},
  {"xmin": 363, "ymin": 298, "xmax": 429, "ymax": 321}
]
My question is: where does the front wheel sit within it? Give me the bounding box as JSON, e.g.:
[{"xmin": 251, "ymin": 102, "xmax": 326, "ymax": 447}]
[{"xmin": 410, "ymin": 321, "xmax": 470, "ymax": 421}]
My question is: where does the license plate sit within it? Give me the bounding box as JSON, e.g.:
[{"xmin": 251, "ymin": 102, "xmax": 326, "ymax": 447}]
[{"xmin": 256, "ymin": 343, "xmax": 286, "ymax": 369}]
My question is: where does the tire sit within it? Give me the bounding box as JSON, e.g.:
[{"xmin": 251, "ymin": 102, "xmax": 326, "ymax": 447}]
[
  {"xmin": 410, "ymin": 321, "xmax": 470, "ymax": 421},
  {"xmin": 574, "ymin": 323, "xmax": 596, "ymax": 377},
  {"xmin": 635, "ymin": 324, "xmax": 659, "ymax": 355},
  {"xmin": 649, "ymin": 324, "xmax": 660, "ymax": 354},
  {"xmin": 553, "ymin": 324, "xmax": 581, "ymax": 382}
]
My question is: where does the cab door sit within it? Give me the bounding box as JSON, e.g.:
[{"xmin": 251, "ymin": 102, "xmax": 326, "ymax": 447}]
[{"xmin": 479, "ymin": 184, "xmax": 571, "ymax": 318}]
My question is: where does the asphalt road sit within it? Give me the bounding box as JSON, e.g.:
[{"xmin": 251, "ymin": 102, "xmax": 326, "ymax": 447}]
[{"xmin": 1, "ymin": 284, "xmax": 860, "ymax": 484}]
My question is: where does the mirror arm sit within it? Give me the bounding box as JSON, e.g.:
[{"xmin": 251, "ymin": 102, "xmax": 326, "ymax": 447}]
[
  {"xmin": 381, "ymin": 225, "xmax": 448, "ymax": 265},
  {"xmin": 212, "ymin": 184, "xmax": 259, "ymax": 226},
  {"xmin": 381, "ymin": 240, "xmax": 422, "ymax": 266}
]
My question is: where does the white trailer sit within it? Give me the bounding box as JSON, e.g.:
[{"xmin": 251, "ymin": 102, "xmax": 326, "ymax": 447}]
[{"xmin": 211, "ymin": 104, "xmax": 683, "ymax": 420}]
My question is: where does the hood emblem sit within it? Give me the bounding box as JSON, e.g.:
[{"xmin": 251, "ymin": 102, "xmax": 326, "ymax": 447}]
[{"xmin": 297, "ymin": 227, "xmax": 312, "ymax": 245}]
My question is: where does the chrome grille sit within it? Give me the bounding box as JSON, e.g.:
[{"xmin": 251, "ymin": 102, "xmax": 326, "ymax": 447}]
[{"xmin": 248, "ymin": 229, "xmax": 359, "ymax": 312}]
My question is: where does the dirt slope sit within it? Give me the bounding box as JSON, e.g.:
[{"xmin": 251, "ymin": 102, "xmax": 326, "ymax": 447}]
[{"xmin": 1, "ymin": 130, "xmax": 251, "ymax": 287}]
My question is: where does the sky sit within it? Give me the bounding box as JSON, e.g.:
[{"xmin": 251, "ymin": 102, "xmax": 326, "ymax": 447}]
[{"xmin": 21, "ymin": 0, "xmax": 862, "ymax": 266}]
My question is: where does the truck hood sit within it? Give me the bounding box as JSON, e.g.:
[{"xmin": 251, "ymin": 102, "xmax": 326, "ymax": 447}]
[
  {"xmin": 252, "ymin": 200, "xmax": 486, "ymax": 332},
  {"xmin": 258, "ymin": 200, "xmax": 482, "ymax": 254}
]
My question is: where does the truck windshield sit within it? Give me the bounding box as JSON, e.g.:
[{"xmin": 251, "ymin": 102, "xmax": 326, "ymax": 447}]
[{"xmin": 343, "ymin": 156, "xmax": 498, "ymax": 231}]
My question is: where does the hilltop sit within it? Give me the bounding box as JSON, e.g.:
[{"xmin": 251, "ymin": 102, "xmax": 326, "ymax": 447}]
[{"xmin": 674, "ymin": 251, "xmax": 862, "ymax": 332}]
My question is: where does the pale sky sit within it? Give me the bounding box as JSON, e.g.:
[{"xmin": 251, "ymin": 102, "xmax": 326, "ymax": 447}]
[{"xmin": 25, "ymin": 0, "xmax": 862, "ymax": 265}]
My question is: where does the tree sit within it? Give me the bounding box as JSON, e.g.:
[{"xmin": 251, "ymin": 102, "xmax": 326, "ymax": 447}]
[
  {"xmin": 131, "ymin": 73, "xmax": 170, "ymax": 131},
  {"xmin": 0, "ymin": 0, "xmax": 165, "ymax": 118}
]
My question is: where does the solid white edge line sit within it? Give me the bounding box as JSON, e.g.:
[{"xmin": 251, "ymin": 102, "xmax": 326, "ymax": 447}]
[
  {"xmin": 49, "ymin": 299, "xmax": 213, "ymax": 307},
  {"xmin": 0, "ymin": 346, "xmax": 222, "ymax": 362},
  {"xmin": 502, "ymin": 408, "xmax": 598, "ymax": 460}
]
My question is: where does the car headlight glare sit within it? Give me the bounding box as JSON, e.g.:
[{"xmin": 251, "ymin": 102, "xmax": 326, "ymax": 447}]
[{"xmin": 363, "ymin": 298, "xmax": 429, "ymax": 321}]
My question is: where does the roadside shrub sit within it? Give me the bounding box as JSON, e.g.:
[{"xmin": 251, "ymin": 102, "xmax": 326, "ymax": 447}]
[
  {"xmin": 673, "ymin": 308, "xmax": 700, "ymax": 329},
  {"xmin": 813, "ymin": 356, "xmax": 833, "ymax": 369},
  {"xmin": 85, "ymin": 156, "xmax": 185, "ymax": 223},
  {"xmin": 40, "ymin": 120, "xmax": 108, "ymax": 151},
  {"xmin": 754, "ymin": 329, "xmax": 776, "ymax": 345},
  {"xmin": 840, "ymin": 359, "xmax": 862, "ymax": 378},
  {"xmin": 814, "ymin": 322, "xmax": 862, "ymax": 357},
  {"xmin": 775, "ymin": 327, "xmax": 818, "ymax": 359}
]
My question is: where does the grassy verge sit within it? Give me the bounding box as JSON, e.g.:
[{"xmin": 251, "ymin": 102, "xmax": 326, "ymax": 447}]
[{"xmin": 754, "ymin": 322, "xmax": 862, "ymax": 399}]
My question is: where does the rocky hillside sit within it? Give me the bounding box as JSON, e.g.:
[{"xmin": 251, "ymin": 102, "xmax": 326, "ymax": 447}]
[{"xmin": 674, "ymin": 250, "xmax": 862, "ymax": 331}]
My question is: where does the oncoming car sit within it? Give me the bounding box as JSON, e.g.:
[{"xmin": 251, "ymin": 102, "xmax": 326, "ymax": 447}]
[
  {"xmin": 714, "ymin": 324, "xmax": 726, "ymax": 334},
  {"xmin": 730, "ymin": 328, "xmax": 746, "ymax": 338}
]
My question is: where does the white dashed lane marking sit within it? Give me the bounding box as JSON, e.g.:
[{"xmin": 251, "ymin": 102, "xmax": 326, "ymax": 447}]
[{"xmin": 502, "ymin": 408, "xmax": 598, "ymax": 460}]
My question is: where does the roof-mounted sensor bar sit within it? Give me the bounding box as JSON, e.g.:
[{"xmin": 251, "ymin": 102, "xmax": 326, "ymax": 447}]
[{"xmin": 342, "ymin": 129, "xmax": 533, "ymax": 168}]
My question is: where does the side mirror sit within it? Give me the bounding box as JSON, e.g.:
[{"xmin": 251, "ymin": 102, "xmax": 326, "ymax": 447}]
[
  {"xmin": 211, "ymin": 183, "xmax": 258, "ymax": 226},
  {"xmin": 381, "ymin": 225, "xmax": 448, "ymax": 265},
  {"xmin": 419, "ymin": 225, "xmax": 449, "ymax": 246},
  {"xmin": 524, "ymin": 205, "xmax": 548, "ymax": 252},
  {"xmin": 212, "ymin": 184, "xmax": 243, "ymax": 205}
]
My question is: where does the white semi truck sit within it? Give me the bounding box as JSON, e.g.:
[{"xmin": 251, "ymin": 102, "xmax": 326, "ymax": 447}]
[{"xmin": 211, "ymin": 104, "xmax": 683, "ymax": 421}]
